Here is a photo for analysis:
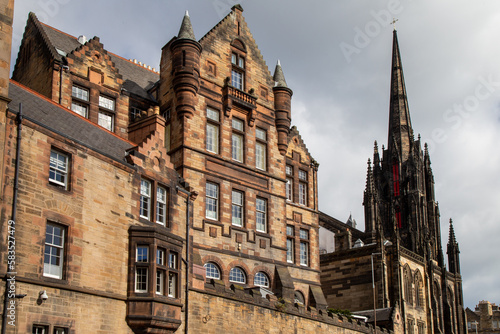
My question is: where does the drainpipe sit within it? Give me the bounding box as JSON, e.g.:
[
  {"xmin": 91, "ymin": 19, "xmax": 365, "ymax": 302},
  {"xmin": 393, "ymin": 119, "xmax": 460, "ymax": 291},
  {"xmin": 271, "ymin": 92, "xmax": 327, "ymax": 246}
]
[
  {"xmin": 58, "ymin": 62, "xmax": 68, "ymax": 105},
  {"xmin": 177, "ymin": 186, "xmax": 192, "ymax": 334},
  {"xmin": 2, "ymin": 104, "xmax": 22, "ymax": 334}
]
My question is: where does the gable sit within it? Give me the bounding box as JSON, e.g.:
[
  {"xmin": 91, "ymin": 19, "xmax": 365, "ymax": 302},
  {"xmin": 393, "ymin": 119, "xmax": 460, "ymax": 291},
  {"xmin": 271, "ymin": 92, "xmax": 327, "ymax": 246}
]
[{"xmin": 286, "ymin": 126, "xmax": 316, "ymax": 165}]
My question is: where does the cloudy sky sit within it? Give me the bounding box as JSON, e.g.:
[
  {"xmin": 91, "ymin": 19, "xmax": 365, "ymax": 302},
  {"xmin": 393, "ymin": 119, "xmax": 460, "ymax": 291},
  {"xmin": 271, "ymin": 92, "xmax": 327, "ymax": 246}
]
[{"xmin": 10, "ymin": 0, "xmax": 500, "ymax": 310}]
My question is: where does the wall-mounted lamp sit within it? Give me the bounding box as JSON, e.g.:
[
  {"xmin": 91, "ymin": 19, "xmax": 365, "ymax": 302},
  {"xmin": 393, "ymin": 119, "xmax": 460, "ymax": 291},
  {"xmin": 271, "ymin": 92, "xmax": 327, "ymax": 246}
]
[{"xmin": 39, "ymin": 290, "xmax": 48, "ymax": 301}]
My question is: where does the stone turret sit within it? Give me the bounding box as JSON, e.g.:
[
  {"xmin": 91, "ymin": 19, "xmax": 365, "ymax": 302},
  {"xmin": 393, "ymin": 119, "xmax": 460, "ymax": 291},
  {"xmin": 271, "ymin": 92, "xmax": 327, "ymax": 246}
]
[
  {"xmin": 171, "ymin": 11, "xmax": 202, "ymax": 119},
  {"xmin": 273, "ymin": 60, "xmax": 292, "ymax": 155}
]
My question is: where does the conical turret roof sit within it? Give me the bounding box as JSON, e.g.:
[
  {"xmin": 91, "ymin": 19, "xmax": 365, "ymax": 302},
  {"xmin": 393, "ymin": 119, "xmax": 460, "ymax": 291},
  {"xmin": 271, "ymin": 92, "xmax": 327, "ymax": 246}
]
[{"xmin": 178, "ymin": 11, "xmax": 196, "ymax": 40}]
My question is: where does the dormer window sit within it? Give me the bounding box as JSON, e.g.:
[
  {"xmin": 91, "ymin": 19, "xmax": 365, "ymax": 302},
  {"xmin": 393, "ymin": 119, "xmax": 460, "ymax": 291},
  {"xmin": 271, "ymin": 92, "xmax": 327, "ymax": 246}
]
[{"xmin": 231, "ymin": 53, "xmax": 245, "ymax": 91}]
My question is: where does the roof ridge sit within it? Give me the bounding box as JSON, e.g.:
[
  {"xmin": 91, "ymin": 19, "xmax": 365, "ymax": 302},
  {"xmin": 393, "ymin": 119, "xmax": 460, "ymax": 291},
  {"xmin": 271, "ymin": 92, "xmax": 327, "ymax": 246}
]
[
  {"xmin": 39, "ymin": 20, "xmax": 78, "ymax": 41},
  {"xmin": 9, "ymin": 79, "xmax": 137, "ymax": 146},
  {"xmin": 29, "ymin": 12, "xmax": 61, "ymax": 61},
  {"xmin": 108, "ymin": 51, "xmax": 160, "ymax": 75}
]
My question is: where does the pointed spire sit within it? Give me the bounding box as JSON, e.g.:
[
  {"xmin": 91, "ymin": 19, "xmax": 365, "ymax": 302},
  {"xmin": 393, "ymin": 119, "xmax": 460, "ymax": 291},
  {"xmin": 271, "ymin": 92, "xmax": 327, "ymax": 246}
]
[
  {"xmin": 273, "ymin": 59, "xmax": 288, "ymax": 88},
  {"xmin": 365, "ymin": 158, "xmax": 374, "ymax": 195},
  {"xmin": 373, "ymin": 141, "xmax": 380, "ymax": 167},
  {"xmin": 388, "ymin": 30, "xmax": 413, "ymax": 163},
  {"xmin": 448, "ymin": 219, "xmax": 457, "ymax": 245},
  {"xmin": 178, "ymin": 10, "xmax": 196, "ymax": 40}
]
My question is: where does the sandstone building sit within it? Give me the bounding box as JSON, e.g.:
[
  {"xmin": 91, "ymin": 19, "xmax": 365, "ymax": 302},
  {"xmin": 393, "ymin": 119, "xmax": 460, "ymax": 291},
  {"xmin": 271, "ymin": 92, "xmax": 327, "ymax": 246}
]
[
  {"xmin": 0, "ymin": 2, "xmax": 465, "ymax": 334},
  {"xmin": 466, "ymin": 301, "xmax": 500, "ymax": 334},
  {"xmin": 319, "ymin": 31, "xmax": 466, "ymax": 334}
]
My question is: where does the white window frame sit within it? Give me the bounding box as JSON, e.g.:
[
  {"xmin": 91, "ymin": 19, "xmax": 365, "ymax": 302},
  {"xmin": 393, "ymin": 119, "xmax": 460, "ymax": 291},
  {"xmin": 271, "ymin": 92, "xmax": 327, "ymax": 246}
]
[
  {"xmin": 71, "ymin": 101, "xmax": 88, "ymax": 118},
  {"xmin": 206, "ymin": 108, "xmax": 219, "ymax": 154},
  {"xmin": 299, "ymin": 182, "xmax": 307, "ymax": 206},
  {"xmin": 156, "ymin": 186, "xmax": 167, "ymax": 225},
  {"xmin": 136, "ymin": 245, "xmax": 149, "ymax": 262},
  {"xmin": 299, "ymin": 229, "xmax": 309, "ymax": 266},
  {"xmin": 254, "ymin": 272, "xmax": 269, "ymax": 287},
  {"xmin": 204, "ymin": 262, "xmax": 220, "ymax": 280},
  {"xmin": 231, "ymin": 190, "xmax": 244, "ymax": 227},
  {"xmin": 232, "ymin": 132, "xmax": 243, "ymax": 162},
  {"xmin": 286, "ymin": 178, "xmax": 293, "ymax": 201},
  {"xmin": 43, "ymin": 223, "xmax": 65, "ymax": 279},
  {"xmin": 156, "ymin": 269, "xmax": 165, "ymax": 295},
  {"xmin": 168, "ymin": 271, "xmax": 178, "ymax": 297},
  {"xmin": 256, "ymin": 197, "xmax": 267, "ymax": 233},
  {"xmin": 98, "ymin": 95, "xmax": 115, "ymax": 111},
  {"xmin": 98, "ymin": 110, "xmax": 114, "ymax": 131},
  {"xmin": 286, "ymin": 225, "xmax": 294, "ymax": 263},
  {"xmin": 229, "ymin": 267, "xmax": 246, "ymax": 284},
  {"xmin": 49, "ymin": 150, "xmax": 69, "ymax": 189},
  {"xmin": 255, "ymin": 128, "xmax": 267, "ymax": 171},
  {"xmin": 205, "ymin": 182, "xmax": 218, "ymax": 220},
  {"xmin": 140, "ymin": 179, "xmax": 151, "ymax": 220},
  {"xmin": 135, "ymin": 267, "xmax": 148, "ymax": 292}
]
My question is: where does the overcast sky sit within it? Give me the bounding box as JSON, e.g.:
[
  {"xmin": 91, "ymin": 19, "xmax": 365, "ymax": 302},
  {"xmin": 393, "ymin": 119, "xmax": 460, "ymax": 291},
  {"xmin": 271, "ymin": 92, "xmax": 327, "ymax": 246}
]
[{"xmin": 10, "ymin": 0, "xmax": 500, "ymax": 311}]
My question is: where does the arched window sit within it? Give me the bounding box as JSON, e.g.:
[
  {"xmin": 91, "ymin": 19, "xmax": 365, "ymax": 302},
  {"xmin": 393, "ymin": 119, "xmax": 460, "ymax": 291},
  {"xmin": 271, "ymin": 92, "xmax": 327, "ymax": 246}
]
[
  {"xmin": 404, "ymin": 266, "xmax": 413, "ymax": 305},
  {"xmin": 229, "ymin": 267, "xmax": 246, "ymax": 284},
  {"xmin": 415, "ymin": 271, "xmax": 424, "ymax": 308},
  {"xmin": 254, "ymin": 272, "xmax": 269, "ymax": 287},
  {"xmin": 204, "ymin": 262, "xmax": 221, "ymax": 280}
]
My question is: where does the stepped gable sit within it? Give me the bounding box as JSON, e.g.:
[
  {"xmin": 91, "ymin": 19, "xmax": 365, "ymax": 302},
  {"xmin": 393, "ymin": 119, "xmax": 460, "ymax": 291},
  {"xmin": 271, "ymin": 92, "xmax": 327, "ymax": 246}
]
[
  {"xmin": 8, "ymin": 81, "xmax": 133, "ymax": 165},
  {"xmin": 287, "ymin": 125, "xmax": 317, "ymax": 164},
  {"xmin": 199, "ymin": 5, "xmax": 274, "ymax": 87},
  {"xmin": 35, "ymin": 14, "xmax": 159, "ymax": 101}
]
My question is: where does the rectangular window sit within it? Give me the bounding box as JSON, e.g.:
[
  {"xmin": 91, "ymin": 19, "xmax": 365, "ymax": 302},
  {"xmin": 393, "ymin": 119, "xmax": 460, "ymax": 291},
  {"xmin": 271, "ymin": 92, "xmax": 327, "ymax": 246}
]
[
  {"xmin": 157, "ymin": 248, "xmax": 165, "ymax": 266},
  {"xmin": 232, "ymin": 190, "xmax": 243, "ymax": 226},
  {"xmin": 168, "ymin": 252, "xmax": 178, "ymax": 269},
  {"xmin": 32, "ymin": 325, "xmax": 48, "ymax": 334},
  {"xmin": 206, "ymin": 108, "xmax": 220, "ymax": 154},
  {"xmin": 136, "ymin": 246, "xmax": 149, "ymax": 262},
  {"xmin": 72, "ymin": 85, "xmax": 89, "ymax": 101},
  {"xmin": 231, "ymin": 70, "xmax": 244, "ymax": 90},
  {"xmin": 54, "ymin": 328, "xmax": 69, "ymax": 334},
  {"xmin": 286, "ymin": 226, "xmax": 294, "ymax": 263},
  {"xmin": 232, "ymin": 118, "xmax": 244, "ymax": 162},
  {"xmin": 49, "ymin": 150, "xmax": 69, "ymax": 189},
  {"xmin": 98, "ymin": 111, "xmax": 114, "ymax": 131},
  {"xmin": 71, "ymin": 101, "xmax": 88, "ymax": 118},
  {"xmin": 286, "ymin": 165, "xmax": 293, "ymax": 176},
  {"xmin": 286, "ymin": 178, "xmax": 293, "ymax": 201},
  {"xmin": 255, "ymin": 128, "xmax": 266, "ymax": 171},
  {"xmin": 135, "ymin": 267, "xmax": 148, "ymax": 292},
  {"xmin": 256, "ymin": 198, "xmax": 267, "ymax": 233},
  {"xmin": 43, "ymin": 223, "xmax": 65, "ymax": 279},
  {"xmin": 98, "ymin": 95, "xmax": 115, "ymax": 111},
  {"xmin": 299, "ymin": 229, "xmax": 309, "ymax": 266},
  {"xmin": 205, "ymin": 182, "xmax": 218, "ymax": 220},
  {"xmin": 298, "ymin": 170, "xmax": 307, "ymax": 181},
  {"xmin": 140, "ymin": 179, "xmax": 151, "ymax": 219},
  {"xmin": 299, "ymin": 182, "xmax": 307, "ymax": 206},
  {"xmin": 156, "ymin": 270, "xmax": 164, "ymax": 295},
  {"xmin": 168, "ymin": 272, "xmax": 178, "ymax": 297},
  {"xmin": 156, "ymin": 186, "xmax": 167, "ymax": 225}
]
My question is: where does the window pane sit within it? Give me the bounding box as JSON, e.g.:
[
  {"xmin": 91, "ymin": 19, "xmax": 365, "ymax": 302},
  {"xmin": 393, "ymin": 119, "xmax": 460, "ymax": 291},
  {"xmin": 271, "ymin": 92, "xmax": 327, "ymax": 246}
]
[
  {"xmin": 98, "ymin": 111, "xmax": 113, "ymax": 131},
  {"xmin": 136, "ymin": 246, "xmax": 148, "ymax": 262},
  {"xmin": 168, "ymin": 272, "xmax": 178, "ymax": 297},
  {"xmin": 232, "ymin": 190, "xmax": 243, "ymax": 226},
  {"xmin": 207, "ymin": 108, "xmax": 219, "ymax": 121},
  {"xmin": 232, "ymin": 118, "xmax": 243, "ymax": 131},
  {"xmin": 49, "ymin": 150, "xmax": 68, "ymax": 188},
  {"xmin": 140, "ymin": 179, "xmax": 151, "ymax": 219},
  {"xmin": 72, "ymin": 86, "xmax": 88, "ymax": 101},
  {"xmin": 299, "ymin": 229, "xmax": 309, "ymax": 240},
  {"xmin": 300, "ymin": 241, "xmax": 308, "ymax": 266},
  {"xmin": 231, "ymin": 53, "xmax": 237, "ymax": 65},
  {"xmin": 256, "ymin": 142, "xmax": 266, "ymax": 170},
  {"xmin": 231, "ymin": 70, "xmax": 243, "ymax": 90},
  {"xmin": 206, "ymin": 123, "xmax": 219, "ymax": 153},
  {"xmin": 98, "ymin": 95, "xmax": 115, "ymax": 110},
  {"xmin": 286, "ymin": 225, "xmax": 294, "ymax": 236},
  {"xmin": 205, "ymin": 183, "xmax": 218, "ymax": 220},
  {"xmin": 238, "ymin": 57, "xmax": 245, "ymax": 69},
  {"xmin": 156, "ymin": 186, "xmax": 167, "ymax": 225},
  {"xmin": 299, "ymin": 183, "xmax": 307, "ymax": 206},
  {"xmin": 232, "ymin": 133, "xmax": 243, "ymax": 162},
  {"xmin": 168, "ymin": 252, "xmax": 177, "ymax": 269},
  {"xmin": 156, "ymin": 270, "xmax": 164, "ymax": 295},
  {"xmin": 254, "ymin": 272, "xmax": 269, "ymax": 287},
  {"xmin": 229, "ymin": 267, "xmax": 246, "ymax": 284},
  {"xmin": 135, "ymin": 268, "xmax": 148, "ymax": 292},
  {"xmin": 286, "ymin": 178, "xmax": 293, "ymax": 201},
  {"xmin": 43, "ymin": 223, "xmax": 64, "ymax": 279},
  {"xmin": 71, "ymin": 102, "xmax": 88, "ymax": 118},
  {"xmin": 287, "ymin": 238, "xmax": 294, "ymax": 263},
  {"xmin": 256, "ymin": 198, "xmax": 266, "ymax": 232},
  {"xmin": 299, "ymin": 170, "xmax": 307, "ymax": 180},
  {"xmin": 32, "ymin": 325, "xmax": 47, "ymax": 334},
  {"xmin": 255, "ymin": 128, "xmax": 266, "ymax": 141},
  {"xmin": 286, "ymin": 165, "xmax": 292, "ymax": 175},
  {"xmin": 157, "ymin": 248, "xmax": 165, "ymax": 265},
  {"xmin": 204, "ymin": 262, "xmax": 220, "ymax": 279}
]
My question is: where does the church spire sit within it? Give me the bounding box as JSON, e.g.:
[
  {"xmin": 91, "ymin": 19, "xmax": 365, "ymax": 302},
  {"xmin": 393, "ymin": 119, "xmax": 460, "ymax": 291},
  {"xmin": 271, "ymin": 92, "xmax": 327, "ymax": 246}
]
[
  {"xmin": 447, "ymin": 219, "xmax": 461, "ymax": 274},
  {"xmin": 388, "ymin": 30, "xmax": 413, "ymax": 163}
]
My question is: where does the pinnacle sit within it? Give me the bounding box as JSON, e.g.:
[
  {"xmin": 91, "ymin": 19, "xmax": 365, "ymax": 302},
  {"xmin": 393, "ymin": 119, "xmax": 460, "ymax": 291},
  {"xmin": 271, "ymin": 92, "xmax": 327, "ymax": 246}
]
[
  {"xmin": 273, "ymin": 60, "xmax": 288, "ymax": 88},
  {"xmin": 178, "ymin": 10, "xmax": 196, "ymax": 40}
]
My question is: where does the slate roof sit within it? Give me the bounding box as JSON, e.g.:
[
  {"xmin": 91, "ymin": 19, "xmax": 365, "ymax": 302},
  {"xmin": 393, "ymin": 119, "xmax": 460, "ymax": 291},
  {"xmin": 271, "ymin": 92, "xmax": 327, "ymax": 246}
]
[
  {"xmin": 36, "ymin": 15, "xmax": 159, "ymax": 101},
  {"xmin": 8, "ymin": 81, "xmax": 134, "ymax": 167},
  {"xmin": 352, "ymin": 307, "xmax": 394, "ymax": 323}
]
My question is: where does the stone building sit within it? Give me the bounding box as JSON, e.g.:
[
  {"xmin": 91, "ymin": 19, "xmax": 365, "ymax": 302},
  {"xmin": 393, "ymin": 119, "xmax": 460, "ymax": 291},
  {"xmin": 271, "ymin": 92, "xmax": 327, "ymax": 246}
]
[
  {"xmin": 319, "ymin": 31, "xmax": 466, "ymax": 334},
  {"xmin": 466, "ymin": 301, "xmax": 500, "ymax": 334},
  {"xmin": 0, "ymin": 3, "xmax": 393, "ymax": 334}
]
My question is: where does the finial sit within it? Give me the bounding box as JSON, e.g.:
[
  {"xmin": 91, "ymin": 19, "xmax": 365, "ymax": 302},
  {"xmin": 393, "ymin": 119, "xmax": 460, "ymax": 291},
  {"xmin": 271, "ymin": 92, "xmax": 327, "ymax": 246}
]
[
  {"xmin": 367, "ymin": 158, "xmax": 371, "ymax": 166},
  {"xmin": 185, "ymin": 10, "xmax": 189, "ymax": 17},
  {"xmin": 277, "ymin": 59, "xmax": 281, "ymax": 66},
  {"xmin": 391, "ymin": 18, "xmax": 399, "ymax": 31}
]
